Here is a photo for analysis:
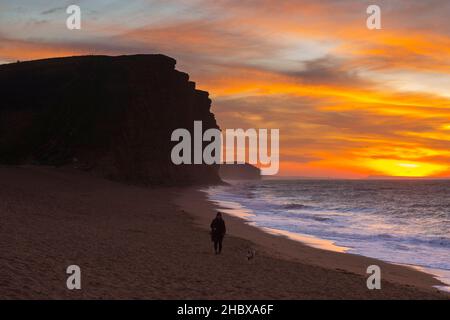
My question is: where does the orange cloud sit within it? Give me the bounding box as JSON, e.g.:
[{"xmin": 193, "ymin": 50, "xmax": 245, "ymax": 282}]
[{"xmin": 0, "ymin": 37, "xmax": 83, "ymax": 61}]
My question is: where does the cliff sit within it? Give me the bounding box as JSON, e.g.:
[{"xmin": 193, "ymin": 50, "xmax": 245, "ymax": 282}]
[
  {"xmin": 0, "ymin": 55, "xmax": 221, "ymax": 185},
  {"xmin": 219, "ymin": 163, "xmax": 261, "ymax": 180}
]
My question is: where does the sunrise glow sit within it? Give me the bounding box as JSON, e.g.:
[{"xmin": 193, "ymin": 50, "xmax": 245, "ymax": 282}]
[{"xmin": 1, "ymin": 1, "xmax": 449, "ymax": 178}]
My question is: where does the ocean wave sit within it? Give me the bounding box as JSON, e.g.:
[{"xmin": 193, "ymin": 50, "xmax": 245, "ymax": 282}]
[
  {"xmin": 283, "ymin": 203, "xmax": 314, "ymax": 210},
  {"xmin": 206, "ymin": 180, "xmax": 450, "ymax": 275}
]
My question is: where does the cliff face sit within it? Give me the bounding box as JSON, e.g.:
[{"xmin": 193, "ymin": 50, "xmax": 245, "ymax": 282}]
[
  {"xmin": 0, "ymin": 55, "xmax": 221, "ymax": 185},
  {"xmin": 219, "ymin": 163, "xmax": 261, "ymax": 180}
]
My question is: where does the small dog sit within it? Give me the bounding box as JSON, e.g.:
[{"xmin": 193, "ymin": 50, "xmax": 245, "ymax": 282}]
[{"xmin": 246, "ymin": 248, "xmax": 256, "ymax": 261}]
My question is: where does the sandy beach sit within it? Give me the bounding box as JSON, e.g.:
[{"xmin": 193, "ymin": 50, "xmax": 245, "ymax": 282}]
[{"xmin": 0, "ymin": 166, "xmax": 448, "ymax": 299}]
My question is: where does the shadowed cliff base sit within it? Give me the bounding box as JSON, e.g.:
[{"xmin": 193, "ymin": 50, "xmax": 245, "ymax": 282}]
[{"xmin": 0, "ymin": 55, "xmax": 221, "ymax": 185}]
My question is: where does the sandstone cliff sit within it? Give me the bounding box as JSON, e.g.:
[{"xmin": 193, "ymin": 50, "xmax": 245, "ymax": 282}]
[
  {"xmin": 0, "ymin": 55, "xmax": 221, "ymax": 185},
  {"xmin": 219, "ymin": 163, "xmax": 261, "ymax": 180}
]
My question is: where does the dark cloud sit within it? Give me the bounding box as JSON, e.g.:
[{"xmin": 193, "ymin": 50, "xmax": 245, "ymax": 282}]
[
  {"xmin": 41, "ymin": 7, "xmax": 65, "ymax": 15},
  {"xmin": 285, "ymin": 56, "xmax": 368, "ymax": 87}
]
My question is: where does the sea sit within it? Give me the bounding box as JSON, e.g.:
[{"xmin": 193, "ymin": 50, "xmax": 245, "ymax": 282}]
[{"xmin": 203, "ymin": 179, "xmax": 450, "ymax": 291}]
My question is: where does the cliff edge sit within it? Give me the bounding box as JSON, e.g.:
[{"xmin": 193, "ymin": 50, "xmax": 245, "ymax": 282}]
[{"xmin": 219, "ymin": 163, "xmax": 261, "ymax": 180}]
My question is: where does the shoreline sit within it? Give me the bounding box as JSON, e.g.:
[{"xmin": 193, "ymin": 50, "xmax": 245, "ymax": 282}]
[
  {"xmin": 176, "ymin": 187, "xmax": 449, "ymax": 297},
  {"xmin": 203, "ymin": 187, "xmax": 450, "ymax": 293},
  {"xmin": 1, "ymin": 166, "xmax": 448, "ymax": 299}
]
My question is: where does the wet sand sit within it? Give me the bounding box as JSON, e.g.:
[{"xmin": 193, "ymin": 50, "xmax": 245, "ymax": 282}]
[{"xmin": 0, "ymin": 166, "xmax": 447, "ymax": 299}]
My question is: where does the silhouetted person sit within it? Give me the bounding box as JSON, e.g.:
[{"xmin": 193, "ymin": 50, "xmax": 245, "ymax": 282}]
[{"xmin": 210, "ymin": 212, "xmax": 226, "ymax": 254}]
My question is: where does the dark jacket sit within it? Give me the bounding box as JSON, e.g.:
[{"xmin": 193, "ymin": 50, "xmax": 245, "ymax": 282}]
[{"xmin": 210, "ymin": 217, "xmax": 226, "ymax": 241}]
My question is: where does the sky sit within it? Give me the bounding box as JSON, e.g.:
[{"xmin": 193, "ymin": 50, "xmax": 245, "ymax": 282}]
[{"xmin": 1, "ymin": 0, "xmax": 450, "ymax": 178}]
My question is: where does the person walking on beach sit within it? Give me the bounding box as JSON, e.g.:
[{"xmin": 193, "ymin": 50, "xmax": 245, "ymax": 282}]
[{"xmin": 210, "ymin": 212, "xmax": 226, "ymax": 254}]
